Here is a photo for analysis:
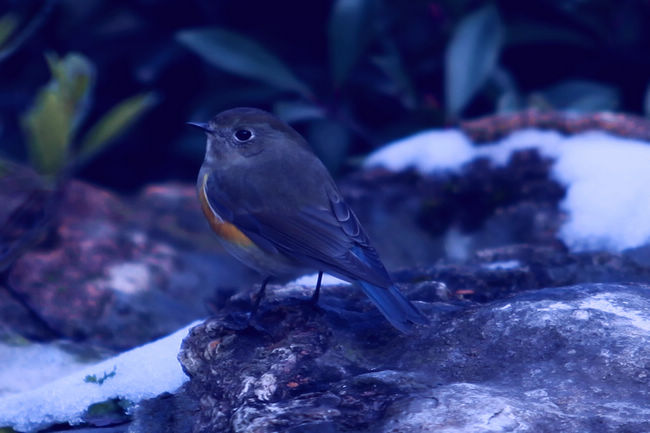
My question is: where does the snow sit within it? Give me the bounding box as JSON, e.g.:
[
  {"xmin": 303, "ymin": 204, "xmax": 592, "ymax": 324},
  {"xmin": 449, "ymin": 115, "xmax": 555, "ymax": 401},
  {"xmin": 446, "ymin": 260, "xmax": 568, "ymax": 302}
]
[
  {"xmin": 365, "ymin": 130, "xmax": 475, "ymax": 172},
  {"xmin": 366, "ymin": 128, "xmax": 650, "ymax": 252},
  {"xmin": 0, "ymin": 321, "xmax": 201, "ymax": 432},
  {"xmin": 552, "ymin": 134, "xmax": 650, "ymax": 251},
  {"xmin": 0, "ymin": 342, "xmax": 95, "ymax": 396},
  {"xmin": 292, "ymin": 273, "xmax": 350, "ymax": 287},
  {"xmin": 482, "ymin": 260, "xmax": 521, "ymax": 270}
]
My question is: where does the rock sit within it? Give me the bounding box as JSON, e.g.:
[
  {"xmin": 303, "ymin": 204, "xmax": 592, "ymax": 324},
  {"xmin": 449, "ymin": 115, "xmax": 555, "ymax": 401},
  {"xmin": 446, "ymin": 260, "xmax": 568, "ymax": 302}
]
[
  {"xmin": 170, "ymin": 283, "xmax": 650, "ymax": 433},
  {"xmin": 0, "ymin": 180, "xmax": 254, "ymax": 349},
  {"xmin": 3, "ymin": 124, "xmax": 650, "ymax": 431},
  {"xmin": 129, "ymin": 391, "xmax": 195, "ymax": 433},
  {"xmin": 396, "ymin": 243, "xmax": 650, "ymax": 304},
  {"xmin": 341, "ymin": 149, "xmax": 565, "ymax": 269},
  {"xmin": 0, "ymin": 146, "xmax": 579, "ymax": 348}
]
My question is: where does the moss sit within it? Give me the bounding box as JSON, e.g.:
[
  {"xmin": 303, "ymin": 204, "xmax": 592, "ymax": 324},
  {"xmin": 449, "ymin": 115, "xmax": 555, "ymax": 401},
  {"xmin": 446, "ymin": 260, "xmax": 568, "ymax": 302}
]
[{"xmin": 83, "ymin": 366, "xmax": 116, "ymax": 385}]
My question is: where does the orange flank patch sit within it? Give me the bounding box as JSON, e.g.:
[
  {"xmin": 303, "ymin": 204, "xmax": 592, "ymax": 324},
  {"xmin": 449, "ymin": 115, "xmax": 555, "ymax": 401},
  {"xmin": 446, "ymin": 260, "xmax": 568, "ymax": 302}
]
[{"xmin": 199, "ymin": 174, "xmax": 254, "ymax": 247}]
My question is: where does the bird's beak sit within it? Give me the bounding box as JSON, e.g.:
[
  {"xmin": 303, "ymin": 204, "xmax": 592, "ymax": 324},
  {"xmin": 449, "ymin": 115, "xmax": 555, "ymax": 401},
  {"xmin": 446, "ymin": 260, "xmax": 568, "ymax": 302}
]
[{"xmin": 186, "ymin": 122, "xmax": 214, "ymax": 134}]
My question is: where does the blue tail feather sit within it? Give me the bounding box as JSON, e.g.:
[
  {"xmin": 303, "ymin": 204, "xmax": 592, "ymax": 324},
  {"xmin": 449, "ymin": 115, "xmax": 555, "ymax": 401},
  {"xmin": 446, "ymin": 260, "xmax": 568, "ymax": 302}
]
[{"xmin": 357, "ymin": 280, "xmax": 428, "ymax": 333}]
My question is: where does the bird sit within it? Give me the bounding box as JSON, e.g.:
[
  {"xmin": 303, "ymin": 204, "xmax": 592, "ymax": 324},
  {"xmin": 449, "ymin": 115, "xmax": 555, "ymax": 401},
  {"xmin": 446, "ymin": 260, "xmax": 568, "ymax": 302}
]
[{"xmin": 188, "ymin": 107, "xmax": 428, "ymax": 332}]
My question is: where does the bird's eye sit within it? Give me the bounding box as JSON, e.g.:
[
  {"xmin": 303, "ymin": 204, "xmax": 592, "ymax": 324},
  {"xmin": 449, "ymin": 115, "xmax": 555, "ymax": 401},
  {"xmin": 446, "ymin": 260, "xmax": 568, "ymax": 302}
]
[{"xmin": 234, "ymin": 129, "xmax": 253, "ymax": 142}]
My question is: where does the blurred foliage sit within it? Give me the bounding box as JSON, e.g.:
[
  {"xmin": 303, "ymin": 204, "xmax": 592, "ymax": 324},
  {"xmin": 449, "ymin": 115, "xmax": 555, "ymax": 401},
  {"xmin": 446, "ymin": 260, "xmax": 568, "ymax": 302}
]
[
  {"xmin": 445, "ymin": 4, "xmax": 503, "ymax": 117},
  {"xmin": 78, "ymin": 92, "xmax": 157, "ymax": 165},
  {"xmin": 0, "ymin": 13, "xmax": 18, "ymax": 48},
  {"xmin": 20, "ymin": 52, "xmax": 155, "ymax": 179},
  {"xmin": 328, "ymin": 0, "xmax": 374, "ymax": 88},
  {"xmin": 22, "ymin": 53, "xmax": 94, "ymax": 177},
  {"xmin": 177, "ymin": 28, "xmax": 312, "ymax": 97},
  {"xmin": 0, "ymin": 0, "xmax": 649, "ymax": 189}
]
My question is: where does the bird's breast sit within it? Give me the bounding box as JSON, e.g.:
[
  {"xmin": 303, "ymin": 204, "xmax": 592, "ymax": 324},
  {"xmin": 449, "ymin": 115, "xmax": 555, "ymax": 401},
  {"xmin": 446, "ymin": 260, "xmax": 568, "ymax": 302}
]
[
  {"xmin": 199, "ymin": 173, "xmax": 253, "ymax": 247},
  {"xmin": 198, "ymin": 171, "xmax": 310, "ymax": 279}
]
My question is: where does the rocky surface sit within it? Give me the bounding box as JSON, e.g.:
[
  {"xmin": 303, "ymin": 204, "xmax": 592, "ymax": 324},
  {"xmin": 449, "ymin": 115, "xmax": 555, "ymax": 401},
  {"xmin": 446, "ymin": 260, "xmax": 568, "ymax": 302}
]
[
  {"xmin": 0, "ymin": 147, "xmax": 568, "ymax": 349},
  {"xmin": 134, "ymin": 282, "xmax": 650, "ymax": 433},
  {"xmin": 0, "ymin": 178, "xmax": 255, "ymax": 349},
  {"xmin": 342, "ymin": 149, "xmax": 565, "ymax": 268},
  {"xmin": 1, "ymin": 137, "xmax": 650, "ymax": 431}
]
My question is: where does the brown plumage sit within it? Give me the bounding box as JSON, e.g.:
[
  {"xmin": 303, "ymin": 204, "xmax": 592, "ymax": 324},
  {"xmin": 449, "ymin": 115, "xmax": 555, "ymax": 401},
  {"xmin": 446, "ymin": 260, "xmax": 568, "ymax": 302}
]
[{"xmin": 189, "ymin": 107, "xmax": 428, "ymax": 332}]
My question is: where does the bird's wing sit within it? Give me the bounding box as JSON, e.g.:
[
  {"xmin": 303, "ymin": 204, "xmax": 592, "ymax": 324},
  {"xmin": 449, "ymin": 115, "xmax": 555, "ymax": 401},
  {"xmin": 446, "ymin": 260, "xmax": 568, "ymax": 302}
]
[{"xmin": 202, "ymin": 171, "xmax": 393, "ymax": 287}]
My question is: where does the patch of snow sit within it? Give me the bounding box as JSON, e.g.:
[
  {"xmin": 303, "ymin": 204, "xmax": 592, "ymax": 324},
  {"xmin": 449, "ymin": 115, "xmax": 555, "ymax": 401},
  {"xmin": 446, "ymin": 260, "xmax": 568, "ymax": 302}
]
[
  {"xmin": 0, "ymin": 321, "xmax": 201, "ymax": 432},
  {"xmin": 474, "ymin": 129, "xmax": 565, "ymax": 164},
  {"xmin": 0, "ymin": 342, "xmax": 96, "ymax": 396},
  {"xmin": 365, "ymin": 130, "xmax": 475, "ymax": 172},
  {"xmin": 482, "ymin": 260, "xmax": 521, "ymax": 270},
  {"xmin": 552, "ymin": 133, "xmax": 650, "ymax": 252},
  {"xmin": 365, "ymin": 128, "xmax": 650, "ymax": 252},
  {"xmin": 291, "ymin": 273, "xmax": 350, "ymax": 287}
]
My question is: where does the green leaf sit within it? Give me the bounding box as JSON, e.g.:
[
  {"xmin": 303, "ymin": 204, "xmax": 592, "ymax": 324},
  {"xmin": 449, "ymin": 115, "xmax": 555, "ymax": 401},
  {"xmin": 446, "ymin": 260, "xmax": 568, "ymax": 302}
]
[
  {"xmin": 176, "ymin": 27, "xmax": 311, "ymax": 97},
  {"xmin": 328, "ymin": 0, "xmax": 373, "ymax": 87},
  {"xmin": 445, "ymin": 4, "xmax": 504, "ymax": 116},
  {"xmin": 541, "ymin": 80, "xmax": 618, "ymax": 112},
  {"xmin": 22, "ymin": 88, "xmax": 72, "ymax": 177},
  {"xmin": 45, "ymin": 52, "xmax": 96, "ymax": 133},
  {"xmin": 0, "ymin": 13, "xmax": 18, "ymax": 48},
  {"xmin": 21, "ymin": 52, "xmax": 96, "ymax": 176},
  {"xmin": 78, "ymin": 93, "xmax": 156, "ymax": 164}
]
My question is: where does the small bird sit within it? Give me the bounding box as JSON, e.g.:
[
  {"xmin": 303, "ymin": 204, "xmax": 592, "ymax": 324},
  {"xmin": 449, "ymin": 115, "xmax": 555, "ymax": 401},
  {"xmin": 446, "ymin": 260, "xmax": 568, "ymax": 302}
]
[{"xmin": 188, "ymin": 107, "xmax": 427, "ymax": 332}]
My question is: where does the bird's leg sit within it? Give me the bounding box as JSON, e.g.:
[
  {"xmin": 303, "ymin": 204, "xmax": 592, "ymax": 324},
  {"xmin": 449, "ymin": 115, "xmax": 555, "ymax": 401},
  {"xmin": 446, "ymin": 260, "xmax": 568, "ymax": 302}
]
[
  {"xmin": 251, "ymin": 276, "xmax": 272, "ymax": 313},
  {"xmin": 309, "ymin": 271, "xmax": 323, "ymax": 304}
]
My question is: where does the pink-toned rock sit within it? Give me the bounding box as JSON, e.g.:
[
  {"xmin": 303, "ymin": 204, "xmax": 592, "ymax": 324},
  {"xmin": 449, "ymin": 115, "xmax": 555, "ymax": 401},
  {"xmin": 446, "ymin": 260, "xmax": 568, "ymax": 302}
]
[{"xmin": 2, "ymin": 180, "xmax": 253, "ymax": 349}]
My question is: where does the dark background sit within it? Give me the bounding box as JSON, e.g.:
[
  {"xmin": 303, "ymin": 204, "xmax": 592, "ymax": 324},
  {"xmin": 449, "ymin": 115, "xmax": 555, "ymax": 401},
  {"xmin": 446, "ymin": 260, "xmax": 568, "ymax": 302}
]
[{"xmin": 1, "ymin": 0, "xmax": 649, "ymax": 191}]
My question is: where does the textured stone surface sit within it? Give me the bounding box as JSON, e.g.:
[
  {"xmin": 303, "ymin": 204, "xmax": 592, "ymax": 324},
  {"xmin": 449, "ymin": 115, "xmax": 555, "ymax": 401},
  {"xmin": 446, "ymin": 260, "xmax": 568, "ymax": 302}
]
[
  {"xmin": 0, "ymin": 147, "xmax": 573, "ymax": 348},
  {"xmin": 341, "ymin": 149, "xmax": 565, "ymax": 269},
  {"xmin": 0, "ymin": 180, "xmax": 253, "ymax": 349},
  {"xmin": 3, "ymin": 132, "xmax": 650, "ymax": 431},
  {"xmin": 170, "ymin": 283, "xmax": 650, "ymax": 433}
]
